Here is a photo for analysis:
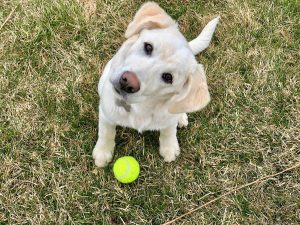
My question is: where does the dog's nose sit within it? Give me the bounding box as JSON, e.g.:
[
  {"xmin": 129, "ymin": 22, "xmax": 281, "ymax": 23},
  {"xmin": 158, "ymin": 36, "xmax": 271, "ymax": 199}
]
[{"xmin": 119, "ymin": 71, "xmax": 140, "ymax": 93}]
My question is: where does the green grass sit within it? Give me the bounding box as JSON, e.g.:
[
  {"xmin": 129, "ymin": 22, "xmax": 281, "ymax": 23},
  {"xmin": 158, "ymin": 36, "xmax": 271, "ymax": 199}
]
[{"xmin": 1, "ymin": 0, "xmax": 299, "ymax": 224}]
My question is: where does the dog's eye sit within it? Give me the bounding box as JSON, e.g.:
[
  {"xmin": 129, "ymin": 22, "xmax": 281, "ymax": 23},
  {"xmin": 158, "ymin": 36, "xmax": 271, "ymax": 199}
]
[
  {"xmin": 162, "ymin": 73, "xmax": 173, "ymax": 84},
  {"xmin": 144, "ymin": 42, "xmax": 153, "ymax": 55}
]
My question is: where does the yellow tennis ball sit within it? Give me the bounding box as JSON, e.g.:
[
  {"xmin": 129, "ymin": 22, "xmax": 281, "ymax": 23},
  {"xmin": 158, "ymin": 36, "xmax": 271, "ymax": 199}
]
[{"xmin": 113, "ymin": 156, "xmax": 140, "ymax": 183}]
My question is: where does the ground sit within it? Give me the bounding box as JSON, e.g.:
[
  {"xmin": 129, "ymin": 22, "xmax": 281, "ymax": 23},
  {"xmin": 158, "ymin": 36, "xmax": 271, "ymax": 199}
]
[{"xmin": 0, "ymin": 0, "xmax": 299, "ymax": 224}]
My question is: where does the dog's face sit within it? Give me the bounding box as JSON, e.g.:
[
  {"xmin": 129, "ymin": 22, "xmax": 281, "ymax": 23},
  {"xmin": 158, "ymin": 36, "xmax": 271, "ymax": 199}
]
[
  {"xmin": 109, "ymin": 2, "xmax": 210, "ymax": 114},
  {"xmin": 110, "ymin": 27, "xmax": 197, "ymax": 102}
]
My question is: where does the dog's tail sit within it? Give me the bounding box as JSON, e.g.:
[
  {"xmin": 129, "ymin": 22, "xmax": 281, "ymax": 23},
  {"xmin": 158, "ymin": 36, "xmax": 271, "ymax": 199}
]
[{"xmin": 188, "ymin": 16, "xmax": 220, "ymax": 55}]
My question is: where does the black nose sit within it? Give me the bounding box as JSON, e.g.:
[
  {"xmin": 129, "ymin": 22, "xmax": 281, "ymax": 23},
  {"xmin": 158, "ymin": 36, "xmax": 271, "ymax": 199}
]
[{"xmin": 119, "ymin": 71, "xmax": 140, "ymax": 93}]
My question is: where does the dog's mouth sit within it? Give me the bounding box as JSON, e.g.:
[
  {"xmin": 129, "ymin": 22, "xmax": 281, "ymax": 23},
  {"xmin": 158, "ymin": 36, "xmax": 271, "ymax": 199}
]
[
  {"xmin": 113, "ymin": 86, "xmax": 129, "ymax": 101},
  {"xmin": 114, "ymin": 87, "xmax": 121, "ymax": 95}
]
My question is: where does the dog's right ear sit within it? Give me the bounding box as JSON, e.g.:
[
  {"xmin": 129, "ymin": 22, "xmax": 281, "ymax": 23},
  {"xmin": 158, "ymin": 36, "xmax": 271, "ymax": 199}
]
[{"xmin": 125, "ymin": 2, "xmax": 175, "ymax": 38}]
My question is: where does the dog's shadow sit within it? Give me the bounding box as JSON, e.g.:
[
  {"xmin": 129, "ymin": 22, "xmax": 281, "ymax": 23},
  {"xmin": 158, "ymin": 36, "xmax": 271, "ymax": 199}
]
[{"xmin": 114, "ymin": 127, "xmax": 159, "ymax": 160}]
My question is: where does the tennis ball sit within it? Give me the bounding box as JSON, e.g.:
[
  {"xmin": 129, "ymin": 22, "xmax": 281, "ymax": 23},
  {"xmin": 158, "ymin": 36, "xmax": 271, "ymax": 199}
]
[{"xmin": 113, "ymin": 156, "xmax": 140, "ymax": 183}]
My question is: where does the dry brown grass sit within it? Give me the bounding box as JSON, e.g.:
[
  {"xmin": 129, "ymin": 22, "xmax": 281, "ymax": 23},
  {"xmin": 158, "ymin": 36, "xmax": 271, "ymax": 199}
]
[{"xmin": 0, "ymin": 0, "xmax": 299, "ymax": 224}]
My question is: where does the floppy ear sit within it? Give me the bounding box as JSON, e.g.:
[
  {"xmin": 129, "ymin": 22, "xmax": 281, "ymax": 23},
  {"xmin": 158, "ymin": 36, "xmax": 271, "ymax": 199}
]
[
  {"xmin": 168, "ymin": 65, "xmax": 210, "ymax": 114},
  {"xmin": 125, "ymin": 2, "xmax": 176, "ymax": 38}
]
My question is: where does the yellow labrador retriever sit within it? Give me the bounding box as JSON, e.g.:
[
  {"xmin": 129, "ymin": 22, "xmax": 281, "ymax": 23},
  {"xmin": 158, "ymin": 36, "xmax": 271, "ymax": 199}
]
[{"xmin": 93, "ymin": 2, "xmax": 219, "ymax": 167}]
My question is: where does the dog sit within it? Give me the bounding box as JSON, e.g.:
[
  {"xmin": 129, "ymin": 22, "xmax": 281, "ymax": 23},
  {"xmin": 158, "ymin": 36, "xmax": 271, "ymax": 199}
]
[{"xmin": 93, "ymin": 2, "xmax": 219, "ymax": 167}]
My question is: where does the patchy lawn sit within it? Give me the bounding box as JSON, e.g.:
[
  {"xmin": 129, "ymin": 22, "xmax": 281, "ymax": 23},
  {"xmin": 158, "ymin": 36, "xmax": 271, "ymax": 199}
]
[{"xmin": 0, "ymin": 0, "xmax": 299, "ymax": 224}]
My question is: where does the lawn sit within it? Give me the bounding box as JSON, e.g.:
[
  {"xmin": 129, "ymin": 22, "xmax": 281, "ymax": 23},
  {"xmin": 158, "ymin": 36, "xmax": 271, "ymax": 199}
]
[{"xmin": 0, "ymin": 0, "xmax": 299, "ymax": 224}]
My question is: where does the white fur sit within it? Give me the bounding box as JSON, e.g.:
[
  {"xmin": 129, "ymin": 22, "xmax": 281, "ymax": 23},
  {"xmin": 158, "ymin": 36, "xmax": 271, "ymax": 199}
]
[
  {"xmin": 189, "ymin": 16, "xmax": 220, "ymax": 55},
  {"xmin": 93, "ymin": 8, "xmax": 219, "ymax": 167}
]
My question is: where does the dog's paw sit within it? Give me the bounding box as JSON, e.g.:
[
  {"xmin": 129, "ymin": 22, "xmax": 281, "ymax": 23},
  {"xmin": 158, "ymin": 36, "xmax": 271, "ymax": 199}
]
[
  {"xmin": 178, "ymin": 113, "xmax": 188, "ymax": 128},
  {"xmin": 159, "ymin": 144, "xmax": 180, "ymax": 162},
  {"xmin": 92, "ymin": 142, "xmax": 113, "ymax": 167}
]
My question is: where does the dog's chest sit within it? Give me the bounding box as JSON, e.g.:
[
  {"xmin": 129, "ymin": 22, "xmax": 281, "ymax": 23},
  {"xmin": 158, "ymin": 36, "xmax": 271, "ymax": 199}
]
[
  {"xmin": 104, "ymin": 101, "xmax": 178, "ymax": 132},
  {"xmin": 129, "ymin": 108, "xmax": 173, "ymax": 131},
  {"xmin": 130, "ymin": 108, "xmax": 175, "ymax": 131}
]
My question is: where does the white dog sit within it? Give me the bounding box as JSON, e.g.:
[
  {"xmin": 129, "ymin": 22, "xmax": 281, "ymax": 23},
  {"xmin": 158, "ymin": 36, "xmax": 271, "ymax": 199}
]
[{"xmin": 93, "ymin": 2, "xmax": 219, "ymax": 167}]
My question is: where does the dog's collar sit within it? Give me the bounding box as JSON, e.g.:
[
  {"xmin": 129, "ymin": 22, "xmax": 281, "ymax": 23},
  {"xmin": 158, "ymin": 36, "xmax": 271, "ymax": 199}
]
[{"xmin": 115, "ymin": 99, "xmax": 131, "ymax": 112}]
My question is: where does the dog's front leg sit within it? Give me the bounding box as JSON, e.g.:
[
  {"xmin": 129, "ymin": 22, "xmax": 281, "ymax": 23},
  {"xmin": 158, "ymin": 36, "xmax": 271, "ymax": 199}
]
[
  {"xmin": 93, "ymin": 114, "xmax": 116, "ymax": 167},
  {"xmin": 159, "ymin": 125, "xmax": 180, "ymax": 162}
]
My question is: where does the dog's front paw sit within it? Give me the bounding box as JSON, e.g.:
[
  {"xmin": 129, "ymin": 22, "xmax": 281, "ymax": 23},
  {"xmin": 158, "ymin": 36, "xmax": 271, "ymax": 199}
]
[
  {"xmin": 159, "ymin": 143, "xmax": 180, "ymax": 162},
  {"xmin": 92, "ymin": 141, "xmax": 113, "ymax": 167},
  {"xmin": 178, "ymin": 113, "xmax": 188, "ymax": 128}
]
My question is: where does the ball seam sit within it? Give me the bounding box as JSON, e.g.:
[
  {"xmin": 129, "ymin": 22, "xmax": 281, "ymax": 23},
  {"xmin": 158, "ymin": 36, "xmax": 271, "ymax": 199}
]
[{"xmin": 116, "ymin": 158, "xmax": 131, "ymax": 179}]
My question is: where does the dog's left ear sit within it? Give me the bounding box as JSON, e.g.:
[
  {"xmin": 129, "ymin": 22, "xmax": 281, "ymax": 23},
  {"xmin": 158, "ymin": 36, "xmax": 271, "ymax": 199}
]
[
  {"xmin": 168, "ymin": 65, "xmax": 210, "ymax": 114},
  {"xmin": 125, "ymin": 2, "xmax": 175, "ymax": 38}
]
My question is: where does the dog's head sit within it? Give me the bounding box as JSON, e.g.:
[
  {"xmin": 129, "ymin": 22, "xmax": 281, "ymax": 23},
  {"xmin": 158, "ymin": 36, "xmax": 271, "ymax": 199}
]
[{"xmin": 109, "ymin": 2, "xmax": 211, "ymax": 113}]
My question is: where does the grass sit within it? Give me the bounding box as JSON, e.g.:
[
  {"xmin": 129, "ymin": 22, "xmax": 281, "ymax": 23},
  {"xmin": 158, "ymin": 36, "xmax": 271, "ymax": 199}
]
[{"xmin": 0, "ymin": 0, "xmax": 299, "ymax": 224}]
